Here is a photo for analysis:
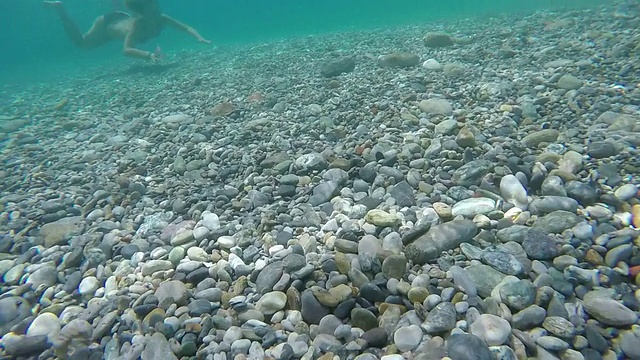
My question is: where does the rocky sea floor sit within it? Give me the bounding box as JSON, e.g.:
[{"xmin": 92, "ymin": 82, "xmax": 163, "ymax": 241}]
[{"xmin": 2, "ymin": 2, "xmax": 640, "ymax": 360}]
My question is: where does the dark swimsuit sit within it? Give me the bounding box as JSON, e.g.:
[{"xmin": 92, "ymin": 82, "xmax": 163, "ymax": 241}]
[{"xmin": 103, "ymin": 11, "xmax": 131, "ymax": 27}]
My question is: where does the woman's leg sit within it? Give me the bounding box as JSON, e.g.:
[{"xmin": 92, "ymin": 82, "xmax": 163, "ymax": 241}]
[{"xmin": 44, "ymin": 1, "xmax": 108, "ymax": 48}]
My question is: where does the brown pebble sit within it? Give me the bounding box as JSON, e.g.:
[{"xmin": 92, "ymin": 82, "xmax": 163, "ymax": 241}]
[
  {"xmin": 631, "ymin": 204, "xmax": 640, "ymax": 228},
  {"xmin": 585, "ymin": 248, "xmax": 604, "ymax": 266}
]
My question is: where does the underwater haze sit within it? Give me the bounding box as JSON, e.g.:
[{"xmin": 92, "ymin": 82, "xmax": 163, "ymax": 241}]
[
  {"xmin": 3, "ymin": 0, "xmax": 640, "ymax": 359},
  {"xmin": 1, "ymin": 0, "xmax": 608, "ymax": 85}
]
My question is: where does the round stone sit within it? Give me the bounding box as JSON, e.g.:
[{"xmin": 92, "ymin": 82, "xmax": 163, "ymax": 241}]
[
  {"xmin": 408, "ymin": 287, "xmax": 429, "ymax": 304},
  {"xmin": 394, "ymin": 325, "xmax": 423, "ymax": 352},
  {"xmin": 78, "ymin": 276, "xmax": 100, "ymax": 296},
  {"xmin": 256, "ymin": 291, "xmax": 287, "ymax": 316},
  {"xmin": 469, "ymin": 314, "xmax": 511, "ymax": 346},
  {"xmin": 186, "ymin": 247, "xmax": 209, "ymax": 262},
  {"xmin": 26, "ymin": 312, "xmax": 61, "ymax": 339}
]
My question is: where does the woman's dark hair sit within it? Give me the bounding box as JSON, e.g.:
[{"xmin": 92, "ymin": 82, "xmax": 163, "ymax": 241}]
[{"xmin": 124, "ymin": 0, "xmax": 159, "ymax": 14}]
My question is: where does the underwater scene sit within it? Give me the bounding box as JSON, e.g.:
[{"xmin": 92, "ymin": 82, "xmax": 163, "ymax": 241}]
[{"xmin": 1, "ymin": 0, "xmax": 640, "ymax": 359}]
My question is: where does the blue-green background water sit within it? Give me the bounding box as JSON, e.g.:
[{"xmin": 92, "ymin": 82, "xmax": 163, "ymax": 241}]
[{"xmin": 1, "ymin": 0, "xmax": 609, "ymax": 87}]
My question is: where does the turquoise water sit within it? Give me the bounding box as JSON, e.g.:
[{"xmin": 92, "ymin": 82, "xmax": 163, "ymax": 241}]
[{"xmin": 1, "ymin": 0, "xmax": 609, "ymax": 86}]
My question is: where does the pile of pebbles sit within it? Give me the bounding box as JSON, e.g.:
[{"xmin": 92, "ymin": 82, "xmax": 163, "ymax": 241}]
[{"xmin": 1, "ymin": 1, "xmax": 640, "ymax": 360}]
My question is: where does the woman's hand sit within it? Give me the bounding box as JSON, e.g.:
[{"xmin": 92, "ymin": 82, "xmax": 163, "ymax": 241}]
[
  {"xmin": 148, "ymin": 52, "xmax": 159, "ymax": 63},
  {"xmin": 198, "ymin": 37, "xmax": 212, "ymax": 44}
]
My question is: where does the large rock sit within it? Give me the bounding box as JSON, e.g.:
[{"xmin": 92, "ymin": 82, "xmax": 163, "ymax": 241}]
[
  {"xmin": 405, "ymin": 219, "xmax": 477, "ymax": 264},
  {"xmin": 423, "ymin": 33, "xmax": 455, "ymax": 47},
  {"xmin": 320, "ymin": 56, "xmax": 356, "ymax": 77},
  {"xmin": 418, "ymin": 98, "xmax": 453, "ymax": 115},
  {"xmin": 377, "ymin": 52, "xmax": 420, "ymax": 68}
]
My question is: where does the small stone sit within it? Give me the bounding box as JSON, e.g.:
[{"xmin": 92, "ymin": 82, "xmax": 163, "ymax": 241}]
[
  {"xmin": 447, "ymin": 333, "xmax": 495, "ymax": 360},
  {"xmin": 499, "ymin": 279, "xmax": 536, "ymax": 311},
  {"xmin": 186, "ymin": 247, "xmax": 209, "ymax": 262},
  {"xmin": 408, "ymin": 287, "xmax": 429, "ymax": 304},
  {"xmin": 512, "ymin": 305, "xmax": 546, "ymax": 330},
  {"xmin": 365, "ymin": 209, "xmax": 400, "ymax": 227},
  {"xmin": 614, "ymin": 184, "xmax": 638, "ymax": 201},
  {"xmin": 256, "ymin": 291, "xmax": 287, "ymax": 316},
  {"xmin": 537, "ymin": 336, "xmax": 569, "ymax": 351},
  {"xmin": 394, "ymin": 325, "xmax": 423, "ymax": 351},
  {"xmin": 301, "ymin": 290, "xmax": 329, "ymax": 325},
  {"xmin": 542, "ymin": 316, "xmax": 575, "ymax": 338},
  {"xmin": 621, "ymin": 332, "xmax": 640, "ymax": 360},
  {"xmin": 522, "ymin": 129, "xmax": 559, "ymax": 148},
  {"xmin": 26, "ymin": 312, "xmax": 61, "ymax": 340},
  {"xmin": 78, "ymin": 276, "xmax": 100, "ymax": 296},
  {"xmin": 351, "ymin": 308, "xmax": 378, "ymax": 331},
  {"xmin": 470, "ymin": 314, "xmax": 511, "ymax": 346},
  {"xmin": 500, "ymin": 174, "xmax": 529, "ymax": 209},
  {"xmin": 522, "ymin": 229, "xmax": 558, "ymax": 260},
  {"xmin": 421, "ymin": 302, "xmax": 456, "ymax": 334},
  {"xmin": 382, "ymin": 255, "xmax": 407, "ymax": 280},
  {"xmin": 451, "ymin": 198, "xmax": 496, "ymax": 217},
  {"xmin": 557, "ymin": 74, "xmax": 582, "ymax": 90},
  {"xmin": 141, "ymin": 332, "xmax": 178, "ymax": 360},
  {"xmin": 142, "ymin": 260, "xmax": 173, "ymax": 276},
  {"xmin": 155, "ymin": 280, "xmax": 189, "ymax": 307}
]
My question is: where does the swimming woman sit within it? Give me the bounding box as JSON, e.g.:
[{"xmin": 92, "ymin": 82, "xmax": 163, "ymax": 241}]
[{"xmin": 44, "ymin": 0, "xmax": 211, "ymax": 62}]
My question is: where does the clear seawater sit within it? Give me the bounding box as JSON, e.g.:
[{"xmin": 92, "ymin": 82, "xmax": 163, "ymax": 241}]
[{"xmin": 0, "ymin": 0, "xmax": 611, "ymax": 88}]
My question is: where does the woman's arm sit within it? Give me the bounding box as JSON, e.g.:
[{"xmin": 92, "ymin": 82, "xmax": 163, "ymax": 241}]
[
  {"xmin": 161, "ymin": 14, "xmax": 211, "ymax": 43},
  {"xmin": 123, "ymin": 32, "xmax": 156, "ymax": 61}
]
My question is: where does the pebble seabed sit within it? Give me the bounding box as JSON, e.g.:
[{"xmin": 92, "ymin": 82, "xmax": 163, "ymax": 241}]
[{"xmin": 1, "ymin": 1, "xmax": 640, "ymax": 360}]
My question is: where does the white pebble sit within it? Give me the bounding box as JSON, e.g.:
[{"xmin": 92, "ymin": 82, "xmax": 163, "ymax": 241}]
[
  {"xmin": 26, "ymin": 312, "xmax": 61, "ymax": 339},
  {"xmin": 78, "ymin": 276, "xmax": 100, "ymax": 296},
  {"xmin": 217, "ymin": 236, "xmax": 236, "ymax": 249},
  {"xmin": 193, "ymin": 226, "xmax": 210, "ymax": 241},
  {"xmin": 187, "ymin": 247, "xmax": 209, "ymax": 262},
  {"xmin": 394, "ymin": 325, "xmax": 423, "ymax": 352},
  {"xmin": 500, "ymin": 174, "xmax": 529, "ymax": 210},
  {"xmin": 470, "ymin": 314, "xmax": 511, "ymax": 345},
  {"xmin": 200, "ymin": 211, "xmax": 220, "ymax": 231}
]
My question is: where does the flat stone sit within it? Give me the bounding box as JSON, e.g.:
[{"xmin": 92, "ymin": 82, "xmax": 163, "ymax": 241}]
[
  {"xmin": 405, "ymin": 219, "xmax": 477, "ymax": 265},
  {"xmin": 365, "ymin": 209, "xmax": 400, "ymax": 227},
  {"xmin": 466, "ymin": 264, "xmax": 508, "ymax": 298},
  {"xmin": 394, "ymin": 325, "xmax": 423, "ymax": 352},
  {"xmin": 40, "ymin": 217, "xmax": 83, "ymax": 247},
  {"xmin": 26, "ymin": 265, "xmax": 58, "ymax": 288},
  {"xmin": 542, "ymin": 316, "xmax": 575, "ymax": 338},
  {"xmin": 499, "ymin": 280, "xmax": 536, "ymax": 311},
  {"xmin": 522, "ymin": 229, "xmax": 558, "ymax": 260},
  {"xmin": 421, "ymin": 302, "xmax": 456, "ymax": 334},
  {"xmin": 155, "ymin": 280, "xmax": 189, "ymax": 306},
  {"xmin": 141, "ymin": 260, "xmax": 173, "ymax": 276},
  {"xmin": 447, "ymin": 333, "xmax": 495, "ymax": 360},
  {"xmin": 256, "ymin": 291, "xmax": 287, "ymax": 315},
  {"xmin": 141, "ymin": 332, "xmax": 178, "ymax": 360},
  {"xmin": 382, "ymin": 255, "xmax": 407, "ymax": 280},
  {"xmin": 26, "ymin": 312, "xmax": 61, "ymax": 340},
  {"xmin": 512, "ymin": 305, "xmax": 546, "ymax": 330},
  {"xmin": 470, "ymin": 314, "xmax": 511, "ymax": 346},
  {"xmin": 621, "ymin": 332, "xmax": 640, "ymax": 360},
  {"xmin": 418, "ymin": 98, "xmax": 453, "ymax": 115},
  {"xmin": 452, "ymin": 197, "xmax": 496, "ymax": 217},
  {"xmin": 583, "ymin": 292, "xmax": 638, "ymax": 326}
]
